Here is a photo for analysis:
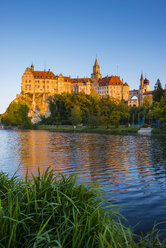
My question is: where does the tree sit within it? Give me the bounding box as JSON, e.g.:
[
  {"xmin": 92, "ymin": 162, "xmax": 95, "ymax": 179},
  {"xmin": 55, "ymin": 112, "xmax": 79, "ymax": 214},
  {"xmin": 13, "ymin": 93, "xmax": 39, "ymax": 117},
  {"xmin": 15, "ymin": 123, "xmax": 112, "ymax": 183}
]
[
  {"xmin": 143, "ymin": 96, "xmax": 152, "ymax": 108},
  {"xmin": 1, "ymin": 101, "xmax": 31, "ymax": 128},
  {"xmin": 152, "ymin": 79, "xmax": 164, "ymax": 102},
  {"xmin": 110, "ymin": 111, "xmax": 121, "ymax": 127},
  {"xmin": 153, "ymin": 96, "xmax": 166, "ymax": 127},
  {"xmin": 70, "ymin": 105, "xmax": 82, "ymax": 126},
  {"xmin": 99, "ymin": 97, "xmax": 115, "ymax": 128},
  {"xmin": 87, "ymin": 114, "xmax": 100, "ymax": 128}
]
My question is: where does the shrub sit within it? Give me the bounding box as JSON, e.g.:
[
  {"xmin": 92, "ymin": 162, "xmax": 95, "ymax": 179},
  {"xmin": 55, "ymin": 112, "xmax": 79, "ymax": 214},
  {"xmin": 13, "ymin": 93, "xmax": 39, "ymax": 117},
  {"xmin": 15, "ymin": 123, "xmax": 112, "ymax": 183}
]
[{"xmin": 142, "ymin": 123, "xmax": 149, "ymax": 128}]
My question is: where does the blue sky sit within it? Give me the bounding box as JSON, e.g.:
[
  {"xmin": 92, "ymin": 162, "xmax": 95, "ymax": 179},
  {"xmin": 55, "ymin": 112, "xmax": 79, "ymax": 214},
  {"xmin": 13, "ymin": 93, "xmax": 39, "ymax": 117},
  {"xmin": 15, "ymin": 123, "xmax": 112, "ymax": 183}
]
[{"xmin": 0, "ymin": 0, "xmax": 166, "ymax": 113}]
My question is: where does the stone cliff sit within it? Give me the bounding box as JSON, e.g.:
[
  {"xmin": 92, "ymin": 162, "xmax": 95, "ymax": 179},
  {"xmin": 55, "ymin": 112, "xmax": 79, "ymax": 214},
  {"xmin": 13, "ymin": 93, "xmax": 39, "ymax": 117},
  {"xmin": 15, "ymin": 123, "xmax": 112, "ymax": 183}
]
[{"xmin": 13, "ymin": 93, "xmax": 51, "ymax": 123}]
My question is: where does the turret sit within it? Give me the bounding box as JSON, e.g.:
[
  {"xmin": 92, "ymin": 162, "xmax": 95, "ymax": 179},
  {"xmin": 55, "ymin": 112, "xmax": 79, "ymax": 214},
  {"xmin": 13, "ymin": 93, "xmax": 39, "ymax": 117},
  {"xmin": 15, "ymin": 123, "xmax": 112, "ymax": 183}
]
[
  {"xmin": 91, "ymin": 58, "xmax": 102, "ymax": 81},
  {"xmin": 31, "ymin": 63, "xmax": 34, "ymax": 71}
]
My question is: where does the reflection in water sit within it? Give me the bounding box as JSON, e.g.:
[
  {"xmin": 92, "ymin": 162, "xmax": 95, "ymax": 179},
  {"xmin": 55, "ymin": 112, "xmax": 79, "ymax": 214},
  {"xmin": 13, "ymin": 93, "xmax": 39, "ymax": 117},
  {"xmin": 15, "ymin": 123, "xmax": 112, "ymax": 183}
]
[{"xmin": 0, "ymin": 130, "xmax": 166, "ymax": 235}]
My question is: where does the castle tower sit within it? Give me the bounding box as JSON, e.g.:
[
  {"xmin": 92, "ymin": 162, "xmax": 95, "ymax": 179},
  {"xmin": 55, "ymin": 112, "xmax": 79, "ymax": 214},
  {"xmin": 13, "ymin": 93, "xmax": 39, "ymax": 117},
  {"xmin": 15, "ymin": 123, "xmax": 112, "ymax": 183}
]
[
  {"xmin": 140, "ymin": 73, "xmax": 144, "ymax": 90},
  {"xmin": 31, "ymin": 63, "xmax": 34, "ymax": 71},
  {"xmin": 144, "ymin": 78, "xmax": 150, "ymax": 92},
  {"xmin": 138, "ymin": 73, "xmax": 144, "ymax": 106},
  {"xmin": 91, "ymin": 58, "xmax": 102, "ymax": 81}
]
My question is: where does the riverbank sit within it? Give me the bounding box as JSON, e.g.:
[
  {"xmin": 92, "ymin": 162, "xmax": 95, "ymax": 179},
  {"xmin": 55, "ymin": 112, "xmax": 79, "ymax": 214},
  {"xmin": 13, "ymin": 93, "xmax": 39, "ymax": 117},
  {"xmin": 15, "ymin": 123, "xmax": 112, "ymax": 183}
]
[
  {"xmin": 0, "ymin": 169, "xmax": 164, "ymax": 247},
  {"xmin": 152, "ymin": 128, "xmax": 166, "ymax": 135},
  {"xmin": 37, "ymin": 125, "xmax": 139, "ymax": 135}
]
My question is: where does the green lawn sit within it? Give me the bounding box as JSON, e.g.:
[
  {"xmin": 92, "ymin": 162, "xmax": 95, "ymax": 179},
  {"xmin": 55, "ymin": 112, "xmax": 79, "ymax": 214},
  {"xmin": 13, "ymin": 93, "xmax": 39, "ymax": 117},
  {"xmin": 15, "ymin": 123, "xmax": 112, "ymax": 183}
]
[{"xmin": 37, "ymin": 125, "xmax": 139, "ymax": 134}]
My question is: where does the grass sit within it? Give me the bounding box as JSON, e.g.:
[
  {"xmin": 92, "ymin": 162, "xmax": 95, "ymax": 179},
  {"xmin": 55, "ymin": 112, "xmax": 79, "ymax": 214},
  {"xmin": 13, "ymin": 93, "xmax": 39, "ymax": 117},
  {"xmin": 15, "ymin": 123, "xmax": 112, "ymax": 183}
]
[
  {"xmin": 151, "ymin": 128, "xmax": 166, "ymax": 134},
  {"xmin": 0, "ymin": 168, "xmax": 165, "ymax": 247},
  {"xmin": 37, "ymin": 125, "xmax": 139, "ymax": 134}
]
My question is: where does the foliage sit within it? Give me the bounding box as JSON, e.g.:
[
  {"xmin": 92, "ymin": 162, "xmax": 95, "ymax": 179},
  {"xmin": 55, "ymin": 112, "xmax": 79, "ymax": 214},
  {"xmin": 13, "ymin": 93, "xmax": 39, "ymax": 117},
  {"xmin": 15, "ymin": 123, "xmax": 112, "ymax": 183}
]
[
  {"xmin": 153, "ymin": 95, "xmax": 166, "ymax": 126},
  {"xmin": 143, "ymin": 96, "xmax": 152, "ymax": 108},
  {"xmin": 110, "ymin": 111, "xmax": 121, "ymax": 127},
  {"xmin": 41, "ymin": 92, "xmax": 166, "ymax": 129},
  {"xmin": 87, "ymin": 114, "xmax": 100, "ymax": 128},
  {"xmin": 0, "ymin": 169, "xmax": 164, "ymax": 247},
  {"xmin": 70, "ymin": 105, "xmax": 82, "ymax": 126},
  {"xmin": 46, "ymin": 93, "xmax": 130, "ymax": 128},
  {"xmin": 142, "ymin": 123, "xmax": 149, "ymax": 128},
  {"xmin": 1, "ymin": 101, "xmax": 31, "ymax": 128},
  {"xmin": 152, "ymin": 79, "xmax": 164, "ymax": 102}
]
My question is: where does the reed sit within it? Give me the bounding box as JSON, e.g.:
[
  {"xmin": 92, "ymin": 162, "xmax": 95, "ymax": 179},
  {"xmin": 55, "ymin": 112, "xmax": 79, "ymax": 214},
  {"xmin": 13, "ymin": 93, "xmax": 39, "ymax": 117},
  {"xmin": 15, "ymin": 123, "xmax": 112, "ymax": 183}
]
[{"xmin": 0, "ymin": 168, "xmax": 164, "ymax": 247}]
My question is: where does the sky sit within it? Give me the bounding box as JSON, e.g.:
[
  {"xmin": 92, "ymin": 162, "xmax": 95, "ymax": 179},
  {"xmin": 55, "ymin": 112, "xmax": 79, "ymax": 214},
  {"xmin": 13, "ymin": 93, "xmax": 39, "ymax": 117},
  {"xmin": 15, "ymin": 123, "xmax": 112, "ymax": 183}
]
[{"xmin": 0, "ymin": 0, "xmax": 166, "ymax": 114}]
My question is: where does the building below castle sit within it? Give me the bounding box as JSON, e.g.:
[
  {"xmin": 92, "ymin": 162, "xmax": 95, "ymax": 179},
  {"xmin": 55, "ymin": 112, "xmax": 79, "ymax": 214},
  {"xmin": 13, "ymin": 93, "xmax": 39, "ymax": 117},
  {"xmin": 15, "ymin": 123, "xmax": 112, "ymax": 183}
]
[
  {"xmin": 128, "ymin": 73, "xmax": 153, "ymax": 107},
  {"xmin": 21, "ymin": 59, "xmax": 129, "ymax": 102}
]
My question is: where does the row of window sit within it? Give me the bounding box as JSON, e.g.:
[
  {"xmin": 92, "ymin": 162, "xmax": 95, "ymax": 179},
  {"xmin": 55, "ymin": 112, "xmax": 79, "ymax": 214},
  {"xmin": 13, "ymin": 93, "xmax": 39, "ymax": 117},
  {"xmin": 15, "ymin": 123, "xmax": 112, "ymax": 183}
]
[
  {"xmin": 98, "ymin": 86, "xmax": 122, "ymax": 90},
  {"xmin": 99, "ymin": 91, "xmax": 122, "ymax": 95}
]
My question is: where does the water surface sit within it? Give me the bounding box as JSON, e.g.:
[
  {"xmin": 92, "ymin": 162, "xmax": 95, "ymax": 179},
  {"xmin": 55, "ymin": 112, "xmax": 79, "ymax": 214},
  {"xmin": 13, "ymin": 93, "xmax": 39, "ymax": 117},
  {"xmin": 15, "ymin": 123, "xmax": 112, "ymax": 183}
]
[{"xmin": 0, "ymin": 130, "xmax": 166, "ymax": 234}]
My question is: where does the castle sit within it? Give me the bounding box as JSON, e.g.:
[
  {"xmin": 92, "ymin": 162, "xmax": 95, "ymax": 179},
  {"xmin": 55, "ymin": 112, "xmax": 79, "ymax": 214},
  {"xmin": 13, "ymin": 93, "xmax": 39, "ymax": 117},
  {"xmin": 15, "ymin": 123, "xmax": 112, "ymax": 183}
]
[
  {"xmin": 21, "ymin": 59, "xmax": 152, "ymax": 114},
  {"xmin": 21, "ymin": 59, "xmax": 129, "ymax": 102}
]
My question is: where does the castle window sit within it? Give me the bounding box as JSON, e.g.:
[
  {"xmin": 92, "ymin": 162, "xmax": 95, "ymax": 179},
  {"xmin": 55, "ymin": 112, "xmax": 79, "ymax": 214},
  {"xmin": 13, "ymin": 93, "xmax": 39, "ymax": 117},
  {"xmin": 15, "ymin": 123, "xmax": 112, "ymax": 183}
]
[
  {"xmin": 47, "ymin": 81, "xmax": 49, "ymax": 84},
  {"xmin": 47, "ymin": 86, "xmax": 49, "ymax": 89},
  {"xmin": 29, "ymin": 80, "xmax": 31, "ymax": 83}
]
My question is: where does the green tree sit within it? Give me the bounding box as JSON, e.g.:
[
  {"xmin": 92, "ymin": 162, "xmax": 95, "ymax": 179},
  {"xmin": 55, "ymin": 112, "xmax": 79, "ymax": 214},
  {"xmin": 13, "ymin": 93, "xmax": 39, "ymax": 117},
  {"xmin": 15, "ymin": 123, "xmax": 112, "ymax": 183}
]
[
  {"xmin": 99, "ymin": 97, "xmax": 115, "ymax": 128},
  {"xmin": 87, "ymin": 114, "xmax": 100, "ymax": 128},
  {"xmin": 152, "ymin": 79, "xmax": 164, "ymax": 102},
  {"xmin": 1, "ymin": 101, "xmax": 31, "ymax": 128},
  {"xmin": 70, "ymin": 105, "xmax": 82, "ymax": 126},
  {"xmin": 153, "ymin": 96, "xmax": 166, "ymax": 127},
  {"xmin": 110, "ymin": 111, "xmax": 121, "ymax": 127}
]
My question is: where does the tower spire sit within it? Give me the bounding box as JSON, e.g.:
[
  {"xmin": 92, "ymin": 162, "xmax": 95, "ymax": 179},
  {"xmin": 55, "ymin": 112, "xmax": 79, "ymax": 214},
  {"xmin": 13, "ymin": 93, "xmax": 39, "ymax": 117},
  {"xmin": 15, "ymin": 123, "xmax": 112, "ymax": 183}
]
[{"xmin": 91, "ymin": 57, "xmax": 101, "ymax": 80}]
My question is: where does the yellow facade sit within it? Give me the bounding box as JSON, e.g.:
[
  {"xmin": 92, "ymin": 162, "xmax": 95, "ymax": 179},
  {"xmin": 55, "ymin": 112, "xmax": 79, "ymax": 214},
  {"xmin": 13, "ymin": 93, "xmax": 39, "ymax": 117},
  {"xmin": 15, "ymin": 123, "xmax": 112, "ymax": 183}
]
[
  {"xmin": 21, "ymin": 66, "xmax": 58, "ymax": 94},
  {"xmin": 91, "ymin": 59, "xmax": 129, "ymax": 101},
  {"xmin": 21, "ymin": 61, "xmax": 130, "ymax": 102},
  {"xmin": 94, "ymin": 76, "xmax": 129, "ymax": 101}
]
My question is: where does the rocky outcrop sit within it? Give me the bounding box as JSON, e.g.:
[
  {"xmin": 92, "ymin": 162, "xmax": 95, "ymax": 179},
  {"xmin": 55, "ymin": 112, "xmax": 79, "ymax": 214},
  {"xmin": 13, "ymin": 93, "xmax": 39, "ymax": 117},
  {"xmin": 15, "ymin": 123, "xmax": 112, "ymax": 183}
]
[{"xmin": 14, "ymin": 93, "xmax": 51, "ymax": 123}]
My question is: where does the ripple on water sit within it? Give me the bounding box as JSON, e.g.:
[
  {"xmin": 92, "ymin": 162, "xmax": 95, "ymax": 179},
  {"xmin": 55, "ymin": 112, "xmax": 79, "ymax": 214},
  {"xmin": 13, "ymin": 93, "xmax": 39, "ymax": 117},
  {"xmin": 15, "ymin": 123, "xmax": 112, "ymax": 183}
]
[{"xmin": 0, "ymin": 130, "xmax": 166, "ymax": 234}]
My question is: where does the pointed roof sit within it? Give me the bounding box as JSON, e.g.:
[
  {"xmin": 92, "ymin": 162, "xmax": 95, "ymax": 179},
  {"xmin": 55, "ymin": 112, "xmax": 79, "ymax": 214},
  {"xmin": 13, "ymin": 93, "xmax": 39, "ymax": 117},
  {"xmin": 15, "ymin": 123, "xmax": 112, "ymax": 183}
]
[
  {"xmin": 94, "ymin": 58, "xmax": 99, "ymax": 66},
  {"xmin": 140, "ymin": 73, "xmax": 143, "ymax": 80}
]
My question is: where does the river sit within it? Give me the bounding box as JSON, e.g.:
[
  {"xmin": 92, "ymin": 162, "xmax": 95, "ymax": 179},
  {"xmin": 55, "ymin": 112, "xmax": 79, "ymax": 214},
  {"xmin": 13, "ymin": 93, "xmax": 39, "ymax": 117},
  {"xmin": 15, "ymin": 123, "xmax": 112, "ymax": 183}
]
[{"xmin": 0, "ymin": 130, "xmax": 166, "ymax": 235}]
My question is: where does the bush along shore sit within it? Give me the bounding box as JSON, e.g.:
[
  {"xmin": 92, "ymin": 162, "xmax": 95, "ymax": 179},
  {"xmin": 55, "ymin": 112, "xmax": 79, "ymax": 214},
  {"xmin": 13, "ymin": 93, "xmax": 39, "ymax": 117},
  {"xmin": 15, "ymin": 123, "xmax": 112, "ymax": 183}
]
[{"xmin": 0, "ymin": 168, "xmax": 165, "ymax": 247}]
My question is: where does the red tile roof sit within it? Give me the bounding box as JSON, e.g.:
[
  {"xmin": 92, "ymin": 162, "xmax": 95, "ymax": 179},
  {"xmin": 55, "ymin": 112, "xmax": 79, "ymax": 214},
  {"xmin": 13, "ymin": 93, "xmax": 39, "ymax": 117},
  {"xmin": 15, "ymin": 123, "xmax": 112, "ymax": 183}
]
[
  {"xmin": 72, "ymin": 78, "xmax": 92, "ymax": 83},
  {"xmin": 98, "ymin": 76, "xmax": 123, "ymax": 86},
  {"xmin": 32, "ymin": 71, "xmax": 57, "ymax": 79}
]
